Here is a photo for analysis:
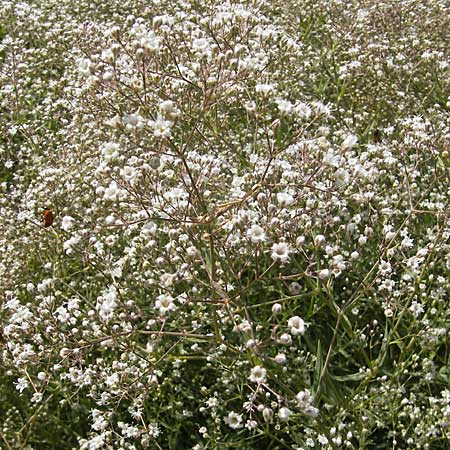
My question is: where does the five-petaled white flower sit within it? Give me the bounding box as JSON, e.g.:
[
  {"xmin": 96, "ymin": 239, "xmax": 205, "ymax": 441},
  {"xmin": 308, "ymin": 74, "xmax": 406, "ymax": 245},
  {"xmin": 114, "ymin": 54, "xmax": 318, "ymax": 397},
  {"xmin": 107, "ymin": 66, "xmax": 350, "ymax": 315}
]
[
  {"xmin": 249, "ymin": 365, "xmax": 267, "ymax": 383},
  {"xmin": 271, "ymin": 243, "xmax": 290, "ymax": 263},
  {"xmin": 224, "ymin": 411, "xmax": 243, "ymax": 429},
  {"xmin": 155, "ymin": 294, "xmax": 177, "ymax": 315}
]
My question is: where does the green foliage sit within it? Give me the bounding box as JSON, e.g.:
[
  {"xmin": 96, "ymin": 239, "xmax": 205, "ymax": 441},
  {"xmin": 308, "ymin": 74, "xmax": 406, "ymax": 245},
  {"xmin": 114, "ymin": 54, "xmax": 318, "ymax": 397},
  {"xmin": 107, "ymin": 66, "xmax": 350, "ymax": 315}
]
[{"xmin": 1, "ymin": 0, "xmax": 450, "ymax": 449}]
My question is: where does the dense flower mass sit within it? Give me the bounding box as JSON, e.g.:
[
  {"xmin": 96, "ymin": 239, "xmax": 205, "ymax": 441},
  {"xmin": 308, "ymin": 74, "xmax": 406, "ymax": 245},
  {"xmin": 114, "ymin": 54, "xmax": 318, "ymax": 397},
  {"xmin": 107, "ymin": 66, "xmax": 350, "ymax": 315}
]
[{"xmin": 1, "ymin": 0, "xmax": 450, "ymax": 449}]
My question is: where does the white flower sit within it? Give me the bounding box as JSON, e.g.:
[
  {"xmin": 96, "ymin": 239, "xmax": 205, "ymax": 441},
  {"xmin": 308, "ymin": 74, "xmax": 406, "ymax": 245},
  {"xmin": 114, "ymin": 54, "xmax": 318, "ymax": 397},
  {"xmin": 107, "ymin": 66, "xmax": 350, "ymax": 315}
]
[
  {"xmin": 148, "ymin": 423, "xmax": 160, "ymax": 438},
  {"xmin": 409, "ymin": 300, "xmax": 424, "ymax": 318},
  {"xmin": 140, "ymin": 31, "xmax": 160, "ymax": 52},
  {"xmin": 334, "ymin": 167, "xmax": 350, "ymax": 187},
  {"xmin": 271, "ymin": 243, "xmax": 290, "ymax": 263},
  {"xmin": 296, "ymin": 389, "xmax": 319, "ymax": 417},
  {"xmin": 224, "ymin": 411, "xmax": 243, "ymax": 429},
  {"xmin": 192, "ymin": 37, "xmax": 209, "ymax": 51},
  {"xmin": 255, "ymin": 83, "xmax": 274, "ymax": 95},
  {"xmin": 141, "ymin": 222, "xmax": 158, "ymax": 237},
  {"xmin": 15, "ymin": 377, "xmax": 28, "ymax": 393},
  {"xmin": 288, "ymin": 316, "xmax": 305, "ymax": 335},
  {"xmin": 121, "ymin": 165, "xmax": 136, "ymax": 180},
  {"xmin": 278, "ymin": 333, "xmax": 292, "ymax": 345},
  {"xmin": 61, "ymin": 216, "xmax": 75, "ymax": 231},
  {"xmin": 379, "ymin": 259, "xmax": 391, "ymax": 274},
  {"xmin": 123, "ymin": 113, "xmax": 145, "ymax": 129},
  {"xmin": 103, "ymin": 181, "xmax": 120, "ymax": 201},
  {"xmin": 77, "ymin": 57, "xmax": 94, "ymax": 77},
  {"xmin": 120, "ymin": 424, "xmax": 139, "ymax": 438},
  {"xmin": 149, "ymin": 115, "xmax": 172, "ymax": 138},
  {"xmin": 247, "ymin": 224, "xmax": 266, "ymax": 243},
  {"xmin": 323, "ymin": 150, "xmax": 341, "ymax": 167},
  {"xmin": 295, "ymin": 102, "xmax": 312, "ymax": 118},
  {"xmin": 155, "ymin": 294, "xmax": 177, "ymax": 315},
  {"xmin": 276, "ymin": 98, "xmax": 294, "ymax": 115},
  {"xmin": 96, "ymin": 286, "xmax": 118, "ymax": 322},
  {"xmin": 192, "ymin": 38, "xmax": 212, "ymax": 57},
  {"xmin": 249, "ymin": 365, "xmax": 267, "ymax": 383},
  {"xmin": 341, "ymin": 134, "xmax": 358, "ymax": 150},
  {"xmin": 31, "ymin": 392, "xmax": 43, "ymax": 404},
  {"xmin": 275, "ymin": 353, "xmax": 286, "ymax": 364},
  {"xmin": 159, "ymin": 100, "xmax": 181, "ymax": 119},
  {"xmin": 101, "ymin": 142, "xmax": 120, "ymax": 160},
  {"xmin": 92, "ymin": 409, "xmax": 108, "ymax": 431},
  {"xmin": 279, "ymin": 407, "xmax": 292, "ymax": 421},
  {"xmin": 276, "ymin": 192, "xmax": 294, "ymax": 206},
  {"xmin": 318, "ymin": 269, "xmax": 331, "ymax": 280},
  {"xmin": 401, "ymin": 235, "xmax": 414, "ymax": 249},
  {"xmin": 304, "ymin": 405, "xmax": 319, "ymax": 418}
]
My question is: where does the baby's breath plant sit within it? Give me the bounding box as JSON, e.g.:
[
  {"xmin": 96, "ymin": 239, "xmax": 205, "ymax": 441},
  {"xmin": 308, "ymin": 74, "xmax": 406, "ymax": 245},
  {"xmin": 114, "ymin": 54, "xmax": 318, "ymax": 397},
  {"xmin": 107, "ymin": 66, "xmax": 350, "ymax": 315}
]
[{"xmin": 1, "ymin": 0, "xmax": 450, "ymax": 449}]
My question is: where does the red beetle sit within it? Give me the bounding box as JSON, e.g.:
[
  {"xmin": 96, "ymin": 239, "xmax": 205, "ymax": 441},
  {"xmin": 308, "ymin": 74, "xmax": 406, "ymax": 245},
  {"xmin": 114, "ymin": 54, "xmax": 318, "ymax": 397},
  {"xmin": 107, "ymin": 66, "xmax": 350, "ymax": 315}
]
[{"xmin": 42, "ymin": 207, "xmax": 54, "ymax": 228}]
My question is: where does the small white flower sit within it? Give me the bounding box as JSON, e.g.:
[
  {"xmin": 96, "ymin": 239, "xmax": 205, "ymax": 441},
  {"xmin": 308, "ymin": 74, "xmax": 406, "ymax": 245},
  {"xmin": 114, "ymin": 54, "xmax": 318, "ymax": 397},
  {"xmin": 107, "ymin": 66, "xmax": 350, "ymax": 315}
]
[
  {"xmin": 123, "ymin": 113, "xmax": 144, "ymax": 129},
  {"xmin": 278, "ymin": 407, "xmax": 292, "ymax": 421},
  {"xmin": 101, "ymin": 142, "xmax": 120, "ymax": 160},
  {"xmin": 379, "ymin": 259, "xmax": 391, "ymax": 274},
  {"xmin": 192, "ymin": 37, "xmax": 209, "ymax": 51},
  {"xmin": 224, "ymin": 411, "xmax": 243, "ymax": 429},
  {"xmin": 401, "ymin": 235, "xmax": 414, "ymax": 249},
  {"xmin": 341, "ymin": 134, "xmax": 358, "ymax": 150},
  {"xmin": 272, "ymin": 303, "xmax": 282, "ymax": 314},
  {"xmin": 271, "ymin": 243, "xmax": 290, "ymax": 263},
  {"xmin": 409, "ymin": 300, "xmax": 424, "ymax": 318},
  {"xmin": 37, "ymin": 372, "xmax": 47, "ymax": 381},
  {"xmin": 288, "ymin": 316, "xmax": 305, "ymax": 335},
  {"xmin": 296, "ymin": 389, "xmax": 318, "ymax": 416},
  {"xmin": 323, "ymin": 150, "xmax": 341, "ymax": 167},
  {"xmin": 318, "ymin": 269, "xmax": 331, "ymax": 280},
  {"xmin": 304, "ymin": 405, "xmax": 319, "ymax": 418},
  {"xmin": 278, "ymin": 333, "xmax": 292, "ymax": 345},
  {"xmin": 159, "ymin": 100, "xmax": 181, "ymax": 119},
  {"xmin": 140, "ymin": 31, "xmax": 160, "ymax": 52},
  {"xmin": 334, "ymin": 168, "xmax": 350, "ymax": 187},
  {"xmin": 295, "ymin": 102, "xmax": 312, "ymax": 118},
  {"xmin": 155, "ymin": 294, "xmax": 177, "ymax": 315},
  {"xmin": 249, "ymin": 365, "xmax": 267, "ymax": 383},
  {"xmin": 275, "ymin": 353, "xmax": 286, "ymax": 364},
  {"xmin": 247, "ymin": 224, "xmax": 266, "ymax": 243},
  {"xmin": 255, "ymin": 83, "xmax": 274, "ymax": 95},
  {"xmin": 15, "ymin": 377, "xmax": 28, "ymax": 393},
  {"xmin": 276, "ymin": 98, "xmax": 294, "ymax": 115},
  {"xmin": 276, "ymin": 192, "xmax": 294, "ymax": 207},
  {"xmin": 141, "ymin": 222, "xmax": 158, "ymax": 237},
  {"xmin": 61, "ymin": 216, "xmax": 75, "ymax": 231},
  {"xmin": 262, "ymin": 407, "xmax": 273, "ymax": 422},
  {"xmin": 149, "ymin": 115, "xmax": 172, "ymax": 138},
  {"xmin": 78, "ymin": 57, "xmax": 94, "ymax": 76}
]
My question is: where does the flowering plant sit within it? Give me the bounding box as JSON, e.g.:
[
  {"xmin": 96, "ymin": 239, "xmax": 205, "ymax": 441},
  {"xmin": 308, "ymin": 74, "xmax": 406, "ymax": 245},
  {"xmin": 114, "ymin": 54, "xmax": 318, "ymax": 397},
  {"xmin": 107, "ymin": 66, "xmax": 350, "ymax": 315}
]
[{"xmin": 1, "ymin": 0, "xmax": 450, "ymax": 449}]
